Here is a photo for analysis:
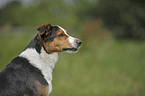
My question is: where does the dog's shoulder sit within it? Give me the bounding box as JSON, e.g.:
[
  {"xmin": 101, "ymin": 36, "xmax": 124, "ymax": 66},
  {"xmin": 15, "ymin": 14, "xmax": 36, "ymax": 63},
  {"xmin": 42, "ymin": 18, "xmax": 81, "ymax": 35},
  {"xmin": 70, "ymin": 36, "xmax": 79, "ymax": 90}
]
[{"xmin": 0, "ymin": 57, "xmax": 48, "ymax": 96}]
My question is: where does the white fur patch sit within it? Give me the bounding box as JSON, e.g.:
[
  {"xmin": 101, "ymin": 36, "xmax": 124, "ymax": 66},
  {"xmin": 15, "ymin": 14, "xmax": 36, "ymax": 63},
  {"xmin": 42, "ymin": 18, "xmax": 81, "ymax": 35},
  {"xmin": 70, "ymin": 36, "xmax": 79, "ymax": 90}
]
[
  {"xmin": 19, "ymin": 47, "xmax": 58, "ymax": 96},
  {"xmin": 67, "ymin": 36, "xmax": 77, "ymax": 48}
]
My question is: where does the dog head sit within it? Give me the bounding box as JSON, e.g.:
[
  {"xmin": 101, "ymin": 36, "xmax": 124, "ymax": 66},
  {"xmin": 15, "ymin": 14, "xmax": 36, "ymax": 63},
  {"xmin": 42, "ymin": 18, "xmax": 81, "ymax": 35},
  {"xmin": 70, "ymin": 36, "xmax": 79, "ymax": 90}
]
[{"xmin": 37, "ymin": 24, "xmax": 82, "ymax": 53}]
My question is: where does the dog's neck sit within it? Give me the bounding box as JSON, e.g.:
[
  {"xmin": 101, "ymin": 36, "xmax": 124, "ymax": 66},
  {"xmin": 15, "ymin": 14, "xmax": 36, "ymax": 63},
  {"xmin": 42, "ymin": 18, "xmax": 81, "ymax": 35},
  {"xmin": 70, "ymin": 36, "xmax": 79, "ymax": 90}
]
[
  {"xmin": 19, "ymin": 36, "xmax": 58, "ymax": 95},
  {"xmin": 19, "ymin": 47, "xmax": 58, "ymax": 81}
]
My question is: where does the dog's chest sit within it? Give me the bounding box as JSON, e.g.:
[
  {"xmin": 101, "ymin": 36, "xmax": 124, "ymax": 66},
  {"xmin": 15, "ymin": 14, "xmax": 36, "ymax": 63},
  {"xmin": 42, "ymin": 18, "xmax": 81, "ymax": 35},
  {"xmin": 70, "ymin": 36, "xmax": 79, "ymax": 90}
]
[{"xmin": 19, "ymin": 47, "xmax": 58, "ymax": 95}]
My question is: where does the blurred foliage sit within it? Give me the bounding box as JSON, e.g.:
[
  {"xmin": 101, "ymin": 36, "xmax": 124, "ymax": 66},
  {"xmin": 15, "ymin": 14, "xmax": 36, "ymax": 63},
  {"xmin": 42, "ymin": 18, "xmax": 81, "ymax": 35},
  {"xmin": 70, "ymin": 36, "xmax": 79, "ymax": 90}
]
[
  {"xmin": 75, "ymin": 0, "xmax": 145, "ymax": 40},
  {"xmin": 0, "ymin": 0, "xmax": 78, "ymax": 27},
  {"xmin": 1, "ymin": 0, "xmax": 145, "ymax": 40}
]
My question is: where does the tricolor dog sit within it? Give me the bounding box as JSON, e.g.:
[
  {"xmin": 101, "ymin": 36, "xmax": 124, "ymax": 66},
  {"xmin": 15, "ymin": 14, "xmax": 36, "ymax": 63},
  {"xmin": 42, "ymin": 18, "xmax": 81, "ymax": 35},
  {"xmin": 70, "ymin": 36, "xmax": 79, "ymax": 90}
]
[{"xmin": 0, "ymin": 24, "xmax": 82, "ymax": 96}]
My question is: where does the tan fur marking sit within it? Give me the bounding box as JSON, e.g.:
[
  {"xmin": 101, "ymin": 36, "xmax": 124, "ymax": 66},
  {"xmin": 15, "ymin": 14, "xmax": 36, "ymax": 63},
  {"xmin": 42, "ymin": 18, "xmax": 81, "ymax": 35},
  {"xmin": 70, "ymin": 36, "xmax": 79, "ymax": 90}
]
[
  {"xmin": 25, "ymin": 80, "xmax": 49, "ymax": 96},
  {"xmin": 43, "ymin": 29, "xmax": 72, "ymax": 53},
  {"xmin": 45, "ymin": 86, "xmax": 49, "ymax": 96}
]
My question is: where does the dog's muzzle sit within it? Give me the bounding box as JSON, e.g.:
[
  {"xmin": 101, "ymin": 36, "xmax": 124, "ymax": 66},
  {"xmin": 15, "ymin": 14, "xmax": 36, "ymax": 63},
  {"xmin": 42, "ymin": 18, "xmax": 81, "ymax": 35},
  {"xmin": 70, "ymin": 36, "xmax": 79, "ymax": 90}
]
[
  {"xmin": 63, "ymin": 39, "xmax": 82, "ymax": 52},
  {"xmin": 76, "ymin": 39, "xmax": 82, "ymax": 47}
]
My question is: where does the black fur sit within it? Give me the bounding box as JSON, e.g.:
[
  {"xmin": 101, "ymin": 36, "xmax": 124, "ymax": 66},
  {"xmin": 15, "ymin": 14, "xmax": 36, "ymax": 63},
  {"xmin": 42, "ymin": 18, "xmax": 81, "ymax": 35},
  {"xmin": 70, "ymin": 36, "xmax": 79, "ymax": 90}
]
[
  {"xmin": 0, "ymin": 57, "xmax": 48, "ymax": 96},
  {"xmin": 26, "ymin": 35, "xmax": 42, "ymax": 54},
  {"xmin": 44, "ymin": 26, "xmax": 59, "ymax": 42}
]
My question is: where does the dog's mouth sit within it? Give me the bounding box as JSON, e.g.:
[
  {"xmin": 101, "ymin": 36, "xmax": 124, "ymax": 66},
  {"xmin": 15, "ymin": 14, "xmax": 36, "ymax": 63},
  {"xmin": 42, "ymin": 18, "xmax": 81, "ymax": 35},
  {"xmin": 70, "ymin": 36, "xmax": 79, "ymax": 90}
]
[
  {"xmin": 63, "ymin": 48, "xmax": 78, "ymax": 51},
  {"xmin": 62, "ymin": 39, "xmax": 82, "ymax": 53}
]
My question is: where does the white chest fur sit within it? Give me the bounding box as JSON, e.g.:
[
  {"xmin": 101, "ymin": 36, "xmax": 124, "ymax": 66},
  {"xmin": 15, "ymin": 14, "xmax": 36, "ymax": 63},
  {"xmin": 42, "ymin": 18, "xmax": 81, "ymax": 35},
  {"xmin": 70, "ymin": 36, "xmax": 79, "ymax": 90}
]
[{"xmin": 19, "ymin": 47, "xmax": 58, "ymax": 96}]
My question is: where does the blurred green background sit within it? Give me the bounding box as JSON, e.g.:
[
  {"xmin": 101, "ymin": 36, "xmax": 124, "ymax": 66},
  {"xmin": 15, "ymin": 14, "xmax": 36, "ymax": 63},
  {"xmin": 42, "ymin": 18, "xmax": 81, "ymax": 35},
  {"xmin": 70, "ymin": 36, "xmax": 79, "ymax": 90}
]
[{"xmin": 0, "ymin": 0, "xmax": 145, "ymax": 96}]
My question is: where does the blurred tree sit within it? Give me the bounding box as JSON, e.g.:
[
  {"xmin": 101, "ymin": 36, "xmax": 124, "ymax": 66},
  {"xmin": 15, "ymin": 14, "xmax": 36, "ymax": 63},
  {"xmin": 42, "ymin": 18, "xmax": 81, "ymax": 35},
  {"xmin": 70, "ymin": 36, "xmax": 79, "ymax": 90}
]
[
  {"xmin": 0, "ymin": 0, "xmax": 78, "ymax": 27},
  {"xmin": 75, "ymin": 0, "xmax": 145, "ymax": 40},
  {"xmin": 0, "ymin": 1, "xmax": 23, "ymax": 26}
]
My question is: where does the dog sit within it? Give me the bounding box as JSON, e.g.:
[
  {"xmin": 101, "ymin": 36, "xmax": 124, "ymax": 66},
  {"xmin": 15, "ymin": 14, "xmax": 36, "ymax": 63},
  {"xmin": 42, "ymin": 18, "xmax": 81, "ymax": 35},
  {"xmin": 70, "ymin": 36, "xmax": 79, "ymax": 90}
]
[{"xmin": 0, "ymin": 24, "xmax": 82, "ymax": 96}]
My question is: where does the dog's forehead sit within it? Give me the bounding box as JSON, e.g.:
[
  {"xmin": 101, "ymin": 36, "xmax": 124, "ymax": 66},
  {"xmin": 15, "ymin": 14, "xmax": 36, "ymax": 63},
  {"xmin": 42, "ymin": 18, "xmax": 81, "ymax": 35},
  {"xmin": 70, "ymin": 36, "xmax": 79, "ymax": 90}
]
[{"xmin": 56, "ymin": 25, "xmax": 68, "ymax": 35}]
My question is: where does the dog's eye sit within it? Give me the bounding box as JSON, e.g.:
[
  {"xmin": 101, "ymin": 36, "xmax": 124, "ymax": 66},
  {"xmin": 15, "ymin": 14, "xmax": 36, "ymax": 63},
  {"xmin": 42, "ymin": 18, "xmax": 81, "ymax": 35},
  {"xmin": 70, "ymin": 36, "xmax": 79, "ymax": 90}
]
[{"xmin": 58, "ymin": 33, "xmax": 65, "ymax": 37}]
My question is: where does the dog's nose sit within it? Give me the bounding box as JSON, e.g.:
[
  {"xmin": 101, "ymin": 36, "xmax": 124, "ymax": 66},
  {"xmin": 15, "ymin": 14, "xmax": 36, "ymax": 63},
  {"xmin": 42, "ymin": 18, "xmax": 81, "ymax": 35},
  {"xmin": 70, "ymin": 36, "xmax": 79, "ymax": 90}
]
[{"xmin": 76, "ymin": 40, "xmax": 82, "ymax": 46}]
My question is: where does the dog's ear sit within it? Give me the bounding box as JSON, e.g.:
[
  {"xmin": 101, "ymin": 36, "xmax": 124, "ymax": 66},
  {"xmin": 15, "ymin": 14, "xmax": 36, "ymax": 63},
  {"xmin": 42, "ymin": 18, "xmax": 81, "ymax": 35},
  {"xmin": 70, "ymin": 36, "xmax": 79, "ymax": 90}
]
[{"xmin": 37, "ymin": 24, "xmax": 52, "ymax": 39}]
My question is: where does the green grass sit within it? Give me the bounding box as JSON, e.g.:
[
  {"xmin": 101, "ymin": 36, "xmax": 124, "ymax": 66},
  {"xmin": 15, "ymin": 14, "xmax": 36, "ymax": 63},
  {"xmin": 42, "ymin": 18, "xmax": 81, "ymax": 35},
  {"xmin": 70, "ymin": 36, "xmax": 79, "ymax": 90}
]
[
  {"xmin": 0, "ymin": 34, "xmax": 145, "ymax": 96},
  {"xmin": 0, "ymin": 34, "xmax": 34, "ymax": 70}
]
